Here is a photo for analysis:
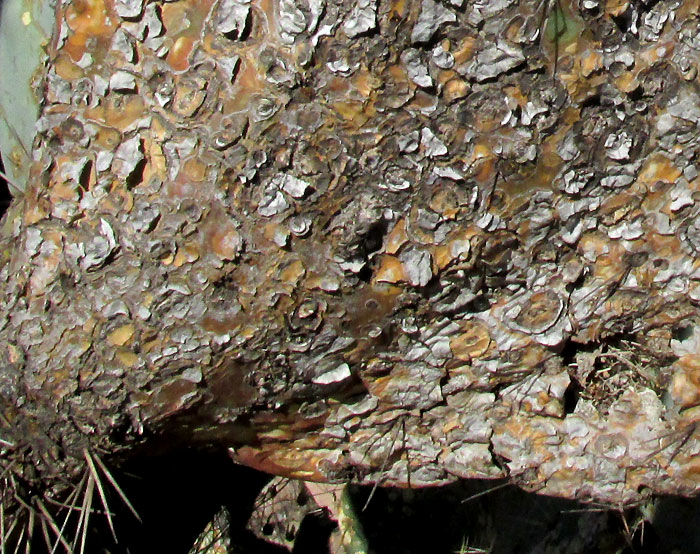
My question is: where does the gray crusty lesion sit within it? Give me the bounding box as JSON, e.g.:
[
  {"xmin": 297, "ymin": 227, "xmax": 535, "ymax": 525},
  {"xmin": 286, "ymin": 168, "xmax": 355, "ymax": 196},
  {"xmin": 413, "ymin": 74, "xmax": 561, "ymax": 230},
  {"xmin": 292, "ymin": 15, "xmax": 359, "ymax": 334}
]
[{"xmin": 1, "ymin": 0, "xmax": 700, "ymax": 514}]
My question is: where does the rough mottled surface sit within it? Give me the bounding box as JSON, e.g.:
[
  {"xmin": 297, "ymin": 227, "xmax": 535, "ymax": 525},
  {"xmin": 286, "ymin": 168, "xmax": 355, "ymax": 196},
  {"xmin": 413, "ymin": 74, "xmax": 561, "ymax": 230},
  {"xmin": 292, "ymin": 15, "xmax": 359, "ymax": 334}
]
[{"xmin": 4, "ymin": 0, "xmax": 700, "ymax": 520}]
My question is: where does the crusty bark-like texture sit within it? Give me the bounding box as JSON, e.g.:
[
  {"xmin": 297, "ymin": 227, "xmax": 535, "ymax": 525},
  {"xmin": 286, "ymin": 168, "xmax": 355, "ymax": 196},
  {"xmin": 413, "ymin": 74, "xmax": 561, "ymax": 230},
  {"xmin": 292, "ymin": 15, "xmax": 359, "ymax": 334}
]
[{"xmin": 4, "ymin": 0, "xmax": 700, "ymax": 513}]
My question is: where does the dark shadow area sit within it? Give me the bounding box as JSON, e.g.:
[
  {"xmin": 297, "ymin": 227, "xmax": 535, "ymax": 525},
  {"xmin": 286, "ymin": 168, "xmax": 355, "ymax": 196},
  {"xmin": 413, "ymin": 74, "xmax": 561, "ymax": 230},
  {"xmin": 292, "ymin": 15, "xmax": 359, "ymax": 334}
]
[
  {"xmin": 346, "ymin": 480, "xmax": 672, "ymax": 554},
  {"xmin": 108, "ymin": 449, "xmax": 287, "ymax": 554},
  {"xmin": 0, "ymin": 153, "xmax": 13, "ymax": 219},
  {"xmin": 291, "ymin": 512, "xmax": 336, "ymax": 554},
  {"xmin": 651, "ymin": 496, "xmax": 700, "ymax": 553},
  {"xmin": 30, "ymin": 456, "xmax": 700, "ymax": 554}
]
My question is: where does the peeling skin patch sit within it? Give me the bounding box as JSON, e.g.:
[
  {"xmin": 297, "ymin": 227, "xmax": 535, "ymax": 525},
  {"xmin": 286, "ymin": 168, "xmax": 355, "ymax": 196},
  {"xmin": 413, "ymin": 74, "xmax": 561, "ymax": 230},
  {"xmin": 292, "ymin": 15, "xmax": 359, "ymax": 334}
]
[{"xmin": 412, "ymin": 0, "xmax": 456, "ymax": 43}]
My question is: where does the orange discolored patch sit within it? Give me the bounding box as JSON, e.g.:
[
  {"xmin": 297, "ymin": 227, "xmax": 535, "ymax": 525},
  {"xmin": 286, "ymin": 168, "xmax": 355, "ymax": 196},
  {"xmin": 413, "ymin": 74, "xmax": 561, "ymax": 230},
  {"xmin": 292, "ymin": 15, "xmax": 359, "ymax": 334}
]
[
  {"xmin": 63, "ymin": 0, "xmax": 116, "ymax": 61},
  {"xmin": 85, "ymin": 95, "xmax": 147, "ymax": 132},
  {"xmin": 670, "ymin": 355, "xmax": 700, "ymax": 409},
  {"xmin": 231, "ymin": 446, "xmax": 329, "ymax": 482},
  {"xmin": 210, "ymin": 226, "xmax": 243, "ymax": 261},
  {"xmin": 374, "ymin": 255, "xmax": 405, "ymax": 284},
  {"xmin": 385, "ymin": 219, "xmax": 408, "ymax": 255},
  {"xmin": 161, "ymin": 0, "xmax": 216, "ymax": 71},
  {"xmin": 449, "ymin": 320, "xmax": 491, "ymax": 362},
  {"xmin": 168, "ymin": 36, "xmax": 197, "ymax": 72},
  {"xmin": 279, "ymin": 260, "xmax": 306, "ymax": 286},
  {"xmin": 443, "ymin": 78, "xmax": 469, "ymax": 103},
  {"xmin": 638, "ymin": 154, "xmax": 682, "ymax": 187}
]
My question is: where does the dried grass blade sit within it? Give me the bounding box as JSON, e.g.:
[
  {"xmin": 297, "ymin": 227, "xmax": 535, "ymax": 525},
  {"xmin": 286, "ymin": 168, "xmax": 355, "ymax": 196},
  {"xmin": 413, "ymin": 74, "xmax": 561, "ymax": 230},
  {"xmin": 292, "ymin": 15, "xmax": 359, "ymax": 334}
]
[
  {"xmin": 84, "ymin": 450, "xmax": 117, "ymax": 542},
  {"xmin": 361, "ymin": 420, "xmax": 403, "ymax": 512},
  {"xmin": 91, "ymin": 452, "xmax": 141, "ymax": 522},
  {"xmin": 1, "ymin": 497, "xmax": 6, "ymax": 554},
  {"xmin": 4, "ymin": 512, "xmax": 18, "ymax": 553},
  {"xmin": 0, "ymin": 169, "xmax": 21, "ymax": 195},
  {"xmin": 0, "ymin": 462, "xmax": 15, "ymax": 481},
  {"xmin": 24, "ymin": 508, "xmax": 34, "ymax": 554},
  {"xmin": 73, "ymin": 472, "xmax": 93, "ymax": 552},
  {"xmin": 461, "ymin": 481, "xmax": 512, "ymax": 504},
  {"xmin": 78, "ymin": 475, "xmax": 94, "ymax": 554},
  {"xmin": 11, "ymin": 520, "xmax": 24, "ymax": 554},
  {"xmin": 39, "ymin": 515, "xmax": 52, "ymax": 552},
  {"xmin": 51, "ymin": 473, "xmax": 86, "ymax": 554},
  {"xmin": 35, "ymin": 498, "xmax": 72, "ymax": 554}
]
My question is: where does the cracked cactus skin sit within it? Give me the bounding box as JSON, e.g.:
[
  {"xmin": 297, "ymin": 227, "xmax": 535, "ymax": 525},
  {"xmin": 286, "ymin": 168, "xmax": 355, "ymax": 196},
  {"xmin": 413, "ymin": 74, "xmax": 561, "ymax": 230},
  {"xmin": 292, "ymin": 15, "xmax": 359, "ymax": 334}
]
[
  {"xmin": 6, "ymin": 0, "xmax": 700, "ymax": 516},
  {"xmin": 0, "ymin": 0, "xmax": 55, "ymax": 193}
]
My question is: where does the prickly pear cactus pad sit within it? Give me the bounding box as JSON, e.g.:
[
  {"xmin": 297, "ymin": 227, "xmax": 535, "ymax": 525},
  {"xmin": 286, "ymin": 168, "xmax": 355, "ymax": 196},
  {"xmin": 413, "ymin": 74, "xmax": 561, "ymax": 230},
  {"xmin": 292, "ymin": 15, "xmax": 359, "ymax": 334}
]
[
  {"xmin": 5, "ymin": 0, "xmax": 700, "ymax": 513},
  {"xmin": 0, "ymin": 0, "xmax": 56, "ymax": 193}
]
